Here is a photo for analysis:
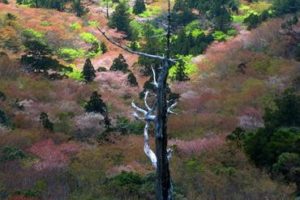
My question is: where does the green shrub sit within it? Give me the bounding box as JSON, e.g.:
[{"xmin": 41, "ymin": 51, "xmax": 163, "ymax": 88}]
[
  {"xmin": 58, "ymin": 48, "xmax": 84, "ymax": 61},
  {"xmin": 65, "ymin": 64, "xmax": 83, "ymax": 81},
  {"xmin": 40, "ymin": 21, "xmax": 52, "ymax": 26},
  {"xmin": 139, "ymin": 5, "xmax": 161, "ymax": 18},
  {"xmin": 22, "ymin": 28, "xmax": 44, "ymax": 39},
  {"xmin": 212, "ymin": 31, "xmax": 228, "ymax": 42},
  {"xmin": 15, "ymin": 180, "xmax": 47, "ymax": 198},
  {"xmin": 69, "ymin": 22, "xmax": 81, "ymax": 31},
  {"xmin": 242, "ymin": 89, "xmax": 300, "ymax": 194},
  {"xmin": 0, "ymin": 146, "xmax": 26, "ymax": 161},
  {"xmin": 169, "ymin": 55, "xmax": 197, "ymax": 80},
  {"xmin": 88, "ymin": 20, "xmax": 99, "ymax": 27},
  {"xmin": 273, "ymin": 0, "xmax": 300, "ymax": 15},
  {"xmin": 105, "ymin": 172, "xmax": 155, "ymax": 198},
  {"xmin": 0, "ymin": 109, "xmax": 10, "ymax": 127},
  {"xmin": 80, "ymin": 32, "xmax": 98, "ymax": 44},
  {"xmin": 115, "ymin": 116, "xmax": 144, "ymax": 135}
]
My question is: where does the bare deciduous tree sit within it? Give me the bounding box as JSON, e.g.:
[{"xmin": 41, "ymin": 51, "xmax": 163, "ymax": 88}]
[{"xmin": 98, "ymin": 1, "xmax": 176, "ymax": 199}]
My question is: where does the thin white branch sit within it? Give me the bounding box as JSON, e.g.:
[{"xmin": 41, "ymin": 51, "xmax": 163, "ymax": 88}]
[
  {"xmin": 144, "ymin": 91, "xmax": 151, "ymax": 111},
  {"xmin": 131, "ymin": 101, "xmax": 147, "ymax": 115},
  {"xmin": 133, "ymin": 112, "xmax": 143, "ymax": 120},
  {"xmin": 151, "ymin": 66, "xmax": 158, "ymax": 88},
  {"xmin": 167, "ymin": 102, "xmax": 177, "ymax": 115},
  {"xmin": 167, "ymin": 148, "xmax": 173, "ymax": 161},
  {"xmin": 144, "ymin": 122, "xmax": 157, "ymax": 168},
  {"xmin": 97, "ymin": 27, "xmax": 177, "ymax": 63}
]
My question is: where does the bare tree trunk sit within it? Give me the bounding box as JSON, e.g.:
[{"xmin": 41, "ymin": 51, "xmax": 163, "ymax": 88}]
[
  {"xmin": 156, "ymin": 0, "xmax": 172, "ymax": 197},
  {"xmin": 98, "ymin": 1, "xmax": 175, "ymax": 199},
  {"xmin": 155, "ymin": 61, "xmax": 172, "ymax": 200}
]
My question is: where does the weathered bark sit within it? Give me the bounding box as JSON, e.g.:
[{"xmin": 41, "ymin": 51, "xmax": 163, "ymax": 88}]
[
  {"xmin": 99, "ymin": 1, "xmax": 175, "ymax": 199},
  {"xmin": 155, "ymin": 60, "xmax": 172, "ymax": 200},
  {"xmin": 155, "ymin": 1, "xmax": 173, "ymax": 197}
]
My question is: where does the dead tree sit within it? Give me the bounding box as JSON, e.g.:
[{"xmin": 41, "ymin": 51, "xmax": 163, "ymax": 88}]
[{"xmin": 97, "ymin": 0, "xmax": 176, "ymax": 199}]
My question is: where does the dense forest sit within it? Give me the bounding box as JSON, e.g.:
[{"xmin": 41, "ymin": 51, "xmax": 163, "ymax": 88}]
[{"xmin": 0, "ymin": 0, "xmax": 299, "ymax": 199}]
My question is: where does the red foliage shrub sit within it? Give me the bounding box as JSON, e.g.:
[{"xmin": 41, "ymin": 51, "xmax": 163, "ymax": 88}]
[
  {"xmin": 170, "ymin": 135, "xmax": 225, "ymax": 155},
  {"xmin": 28, "ymin": 139, "xmax": 80, "ymax": 171}
]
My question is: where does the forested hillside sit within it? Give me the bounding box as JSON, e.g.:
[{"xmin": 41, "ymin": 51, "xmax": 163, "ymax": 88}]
[{"xmin": 0, "ymin": 0, "xmax": 299, "ymax": 199}]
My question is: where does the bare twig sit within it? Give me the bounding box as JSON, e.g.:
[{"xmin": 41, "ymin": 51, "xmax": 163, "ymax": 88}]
[
  {"xmin": 144, "ymin": 91, "xmax": 151, "ymax": 111},
  {"xmin": 167, "ymin": 102, "xmax": 177, "ymax": 115},
  {"xmin": 97, "ymin": 27, "xmax": 177, "ymax": 63},
  {"xmin": 151, "ymin": 66, "xmax": 159, "ymax": 88}
]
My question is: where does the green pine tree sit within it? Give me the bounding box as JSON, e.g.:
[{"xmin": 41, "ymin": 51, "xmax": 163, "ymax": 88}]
[
  {"xmin": 110, "ymin": 54, "xmax": 129, "ymax": 73},
  {"xmin": 173, "ymin": 60, "xmax": 189, "ymax": 81},
  {"xmin": 108, "ymin": 1, "xmax": 132, "ymax": 38},
  {"xmin": 127, "ymin": 71, "xmax": 138, "ymax": 87},
  {"xmin": 73, "ymin": 0, "xmax": 85, "ymax": 17},
  {"xmin": 82, "ymin": 58, "xmax": 96, "ymax": 82},
  {"xmin": 85, "ymin": 91, "xmax": 108, "ymax": 115}
]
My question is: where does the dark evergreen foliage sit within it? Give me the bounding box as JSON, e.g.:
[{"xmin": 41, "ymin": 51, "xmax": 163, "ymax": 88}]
[
  {"xmin": 127, "ymin": 71, "xmax": 138, "ymax": 87},
  {"xmin": 110, "ymin": 54, "xmax": 129, "ymax": 73},
  {"xmin": 0, "ymin": 109, "xmax": 10, "ymax": 127},
  {"xmin": 172, "ymin": 29, "xmax": 214, "ymax": 56},
  {"xmin": 172, "ymin": 60, "xmax": 190, "ymax": 82},
  {"xmin": 82, "ymin": 58, "xmax": 96, "ymax": 82},
  {"xmin": 273, "ymin": 0, "xmax": 300, "ymax": 15},
  {"xmin": 108, "ymin": 1, "xmax": 132, "ymax": 38},
  {"xmin": 73, "ymin": 0, "xmax": 85, "ymax": 17},
  {"xmin": 40, "ymin": 112, "xmax": 54, "ymax": 131},
  {"xmin": 242, "ymin": 89, "xmax": 300, "ymax": 194},
  {"xmin": 138, "ymin": 24, "xmax": 164, "ymax": 75},
  {"xmin": 21, "ymin": 29, "xmax": 69, "ymax": 73},
  {"xmin": 244, "ymin": 10, "xmax": 271, "ymax": 30},
  {"xmin": 0, "ymin": 91, "xmax": 6, "ymax": 101},
  {"xmin": 133, "ymin": 0, "xmax": 146, "ymax": 15},
  {"xmin": 85, "ymin": 91, "xmax": 107, "ymax": 115},
  {"xmin": 0, "ymin": 146, "xmax": 26, "ymax": 161},
  {"xmin": 101, "ymin": 42, "xmax": 108, "ymax": 53}
]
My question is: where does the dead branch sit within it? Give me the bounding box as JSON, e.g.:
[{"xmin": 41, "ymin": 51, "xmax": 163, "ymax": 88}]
[{"xmin": 97, "ymin": 27, "xmax": 177, "ymax": 63}]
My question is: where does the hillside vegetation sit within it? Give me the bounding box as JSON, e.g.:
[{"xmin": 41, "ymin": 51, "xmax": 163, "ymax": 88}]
[{"xmin": 0, "ymin": 0, "xmax": 300, "ymax": 199}]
